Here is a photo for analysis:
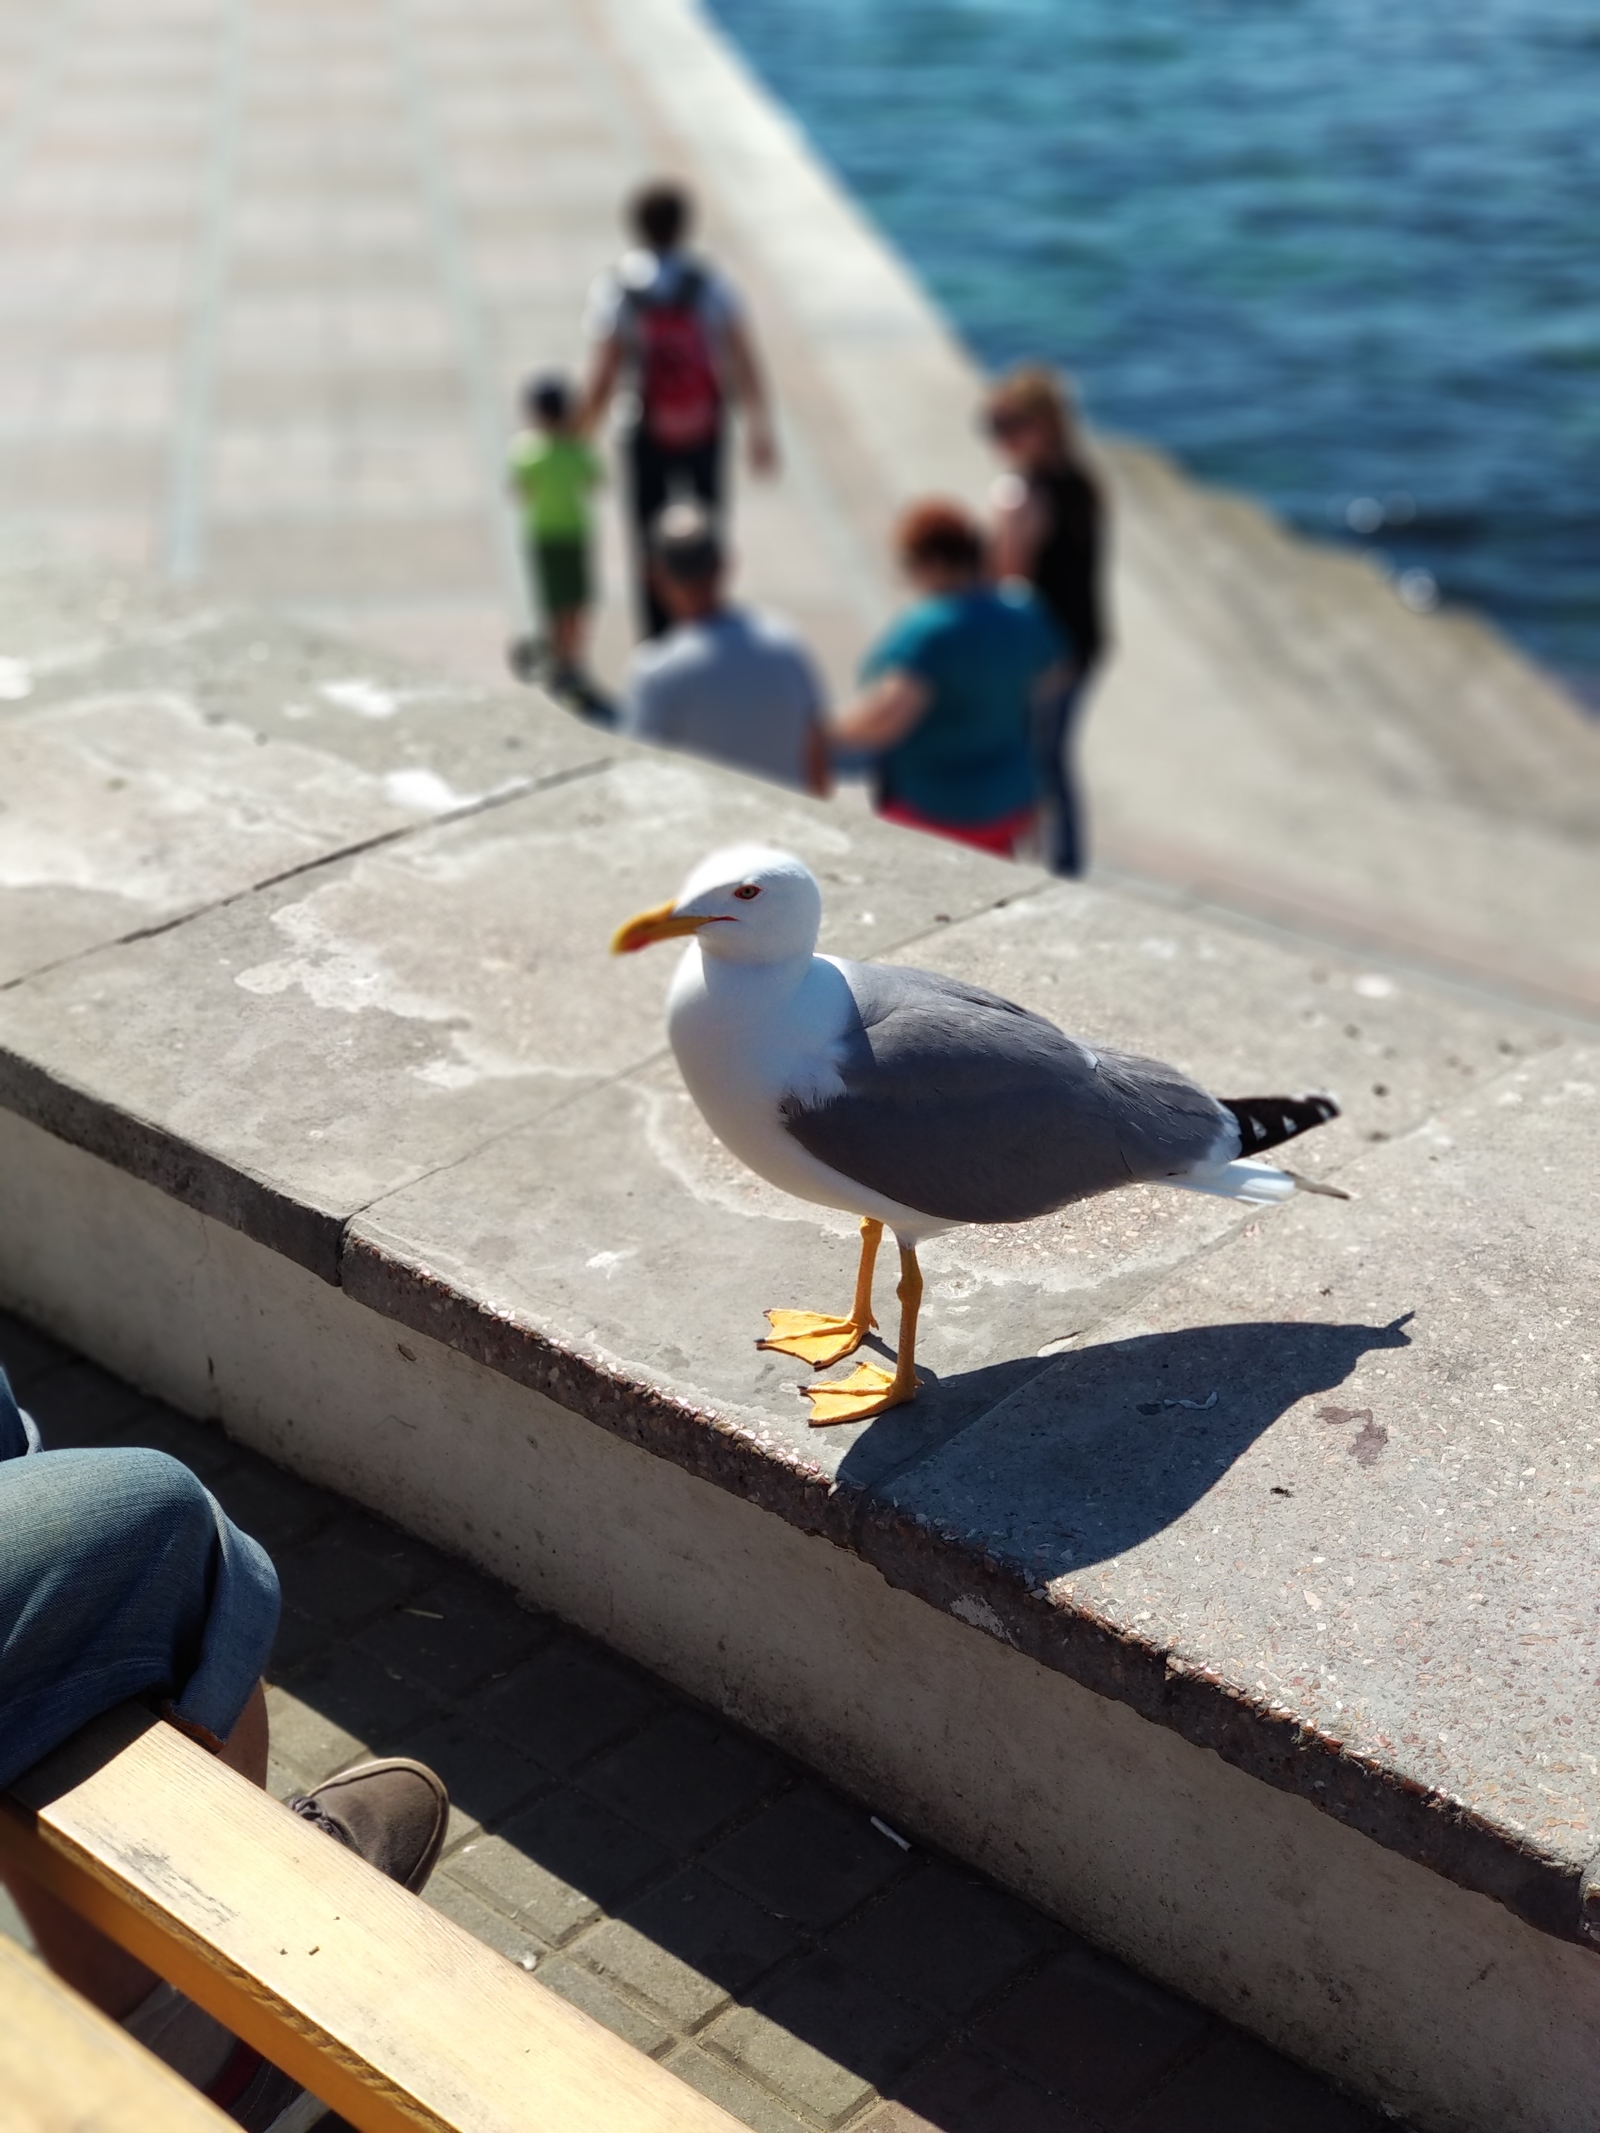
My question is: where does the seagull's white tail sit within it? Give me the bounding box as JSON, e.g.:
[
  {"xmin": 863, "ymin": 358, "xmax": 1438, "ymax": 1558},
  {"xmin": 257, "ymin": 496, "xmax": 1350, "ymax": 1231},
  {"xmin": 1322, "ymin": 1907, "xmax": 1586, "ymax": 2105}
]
[{"xmin": 1168, "ymin": 1158, "xmax": 1300, "ymax": 1205}]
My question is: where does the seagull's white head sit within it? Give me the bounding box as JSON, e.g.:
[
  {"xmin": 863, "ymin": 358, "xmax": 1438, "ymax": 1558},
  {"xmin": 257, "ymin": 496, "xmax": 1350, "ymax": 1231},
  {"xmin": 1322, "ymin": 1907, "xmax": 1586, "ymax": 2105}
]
[{"xmin": 611, "ymin": 845, "xmax": 822, "ymax": 966}]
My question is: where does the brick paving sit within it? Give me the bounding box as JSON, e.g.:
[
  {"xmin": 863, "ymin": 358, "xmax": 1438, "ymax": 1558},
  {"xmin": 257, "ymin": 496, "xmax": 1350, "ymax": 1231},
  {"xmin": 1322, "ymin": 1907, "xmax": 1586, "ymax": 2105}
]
[{"xmin": 0, "ymin": 1309, "xmax": 1400, "ymax": 2133}]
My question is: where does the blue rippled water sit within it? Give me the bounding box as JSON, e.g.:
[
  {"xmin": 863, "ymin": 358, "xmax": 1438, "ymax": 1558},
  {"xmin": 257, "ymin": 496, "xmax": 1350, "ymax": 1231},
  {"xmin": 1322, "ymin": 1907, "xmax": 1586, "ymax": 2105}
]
[{"xmin": 707, "ymin": 0, "xmax": 1600, "ymax": 700}]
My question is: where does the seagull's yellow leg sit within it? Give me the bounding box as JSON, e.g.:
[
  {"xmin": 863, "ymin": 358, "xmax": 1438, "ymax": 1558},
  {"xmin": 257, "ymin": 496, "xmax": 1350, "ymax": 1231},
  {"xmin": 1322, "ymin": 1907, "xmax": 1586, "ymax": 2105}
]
[
  {"xmin": 760, "ymin": 1218, "xmax": 882, "ymax": 1367},
  {"xmin": 805, "ymin": 1244, "xmax": 923, "ymax": 1425}
]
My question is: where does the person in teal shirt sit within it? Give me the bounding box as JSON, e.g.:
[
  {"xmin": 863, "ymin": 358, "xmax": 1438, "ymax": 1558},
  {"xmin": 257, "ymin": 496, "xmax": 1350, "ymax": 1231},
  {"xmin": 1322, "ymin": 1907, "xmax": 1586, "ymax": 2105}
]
[
  {"xmin": 508, "ymin": 373, "xmax": 604, "ymax": 708},
  {"xmin": 832, "ymin": 500, "xmax": 1070, "ymax": 858}
]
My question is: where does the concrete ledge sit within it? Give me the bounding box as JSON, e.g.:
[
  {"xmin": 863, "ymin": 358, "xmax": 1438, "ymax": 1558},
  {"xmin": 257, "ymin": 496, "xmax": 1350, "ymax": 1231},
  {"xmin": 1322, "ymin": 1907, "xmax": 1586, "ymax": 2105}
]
[
  {"xmin": 4, "ymin": 589, "xmax": 1600, "ymax": 2129},
  {"xmin": 3, "ymin": 1110, "xmax": 1600, "ymax": 2133}
]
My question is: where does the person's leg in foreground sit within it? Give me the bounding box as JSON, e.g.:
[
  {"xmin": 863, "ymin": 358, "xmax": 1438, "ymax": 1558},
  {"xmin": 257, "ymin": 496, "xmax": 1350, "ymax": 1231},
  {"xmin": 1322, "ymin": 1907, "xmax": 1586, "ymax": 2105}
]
[{"xmin": 0, "ymin": 1368, "xmax": 447, "ymax": 2126}]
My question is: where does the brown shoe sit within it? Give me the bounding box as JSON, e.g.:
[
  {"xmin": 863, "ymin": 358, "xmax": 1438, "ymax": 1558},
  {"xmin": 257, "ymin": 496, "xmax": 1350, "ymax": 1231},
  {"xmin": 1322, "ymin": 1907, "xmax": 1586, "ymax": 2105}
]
[{"xmin": 287, "ymin": 1759, "xmax": 449, "ymax": 1894}]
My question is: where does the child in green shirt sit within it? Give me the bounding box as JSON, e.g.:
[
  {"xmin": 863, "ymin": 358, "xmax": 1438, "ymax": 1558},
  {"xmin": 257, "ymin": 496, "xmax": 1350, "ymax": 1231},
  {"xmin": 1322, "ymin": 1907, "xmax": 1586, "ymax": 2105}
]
[{"xmin": 508, "ymin": 373, "xmax": 603, "ymax": 700}]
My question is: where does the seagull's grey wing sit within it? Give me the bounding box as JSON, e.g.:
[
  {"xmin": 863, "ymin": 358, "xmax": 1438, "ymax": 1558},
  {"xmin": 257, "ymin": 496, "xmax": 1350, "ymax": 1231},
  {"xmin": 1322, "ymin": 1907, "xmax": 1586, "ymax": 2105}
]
[{"xmin": 781, "ymin": 962, "xmax": 1233, "ymax": 1225}]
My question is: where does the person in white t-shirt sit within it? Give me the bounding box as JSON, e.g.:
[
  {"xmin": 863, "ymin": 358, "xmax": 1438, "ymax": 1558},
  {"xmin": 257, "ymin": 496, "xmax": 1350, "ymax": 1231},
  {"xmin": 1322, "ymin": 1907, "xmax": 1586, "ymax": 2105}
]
[
  {"xmin": 581, "ymin": 180, "xmax": 777, "ymax": 637},
  {"xmin": 623, "ymin": 503, "xmax": 829, "ymax": 797}
]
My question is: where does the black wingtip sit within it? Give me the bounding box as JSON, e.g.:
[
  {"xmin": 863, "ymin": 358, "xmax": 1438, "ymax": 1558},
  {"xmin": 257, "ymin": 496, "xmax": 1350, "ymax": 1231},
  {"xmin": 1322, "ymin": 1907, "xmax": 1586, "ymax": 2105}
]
[{"xmin": 1221, "ymin": 1093, "xmax": 1340, "ymax": 1156}]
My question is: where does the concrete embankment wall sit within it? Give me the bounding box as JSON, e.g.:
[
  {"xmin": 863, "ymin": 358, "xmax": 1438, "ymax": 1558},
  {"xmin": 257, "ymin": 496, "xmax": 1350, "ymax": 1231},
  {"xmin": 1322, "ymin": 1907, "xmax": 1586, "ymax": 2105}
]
[
  {"xmin": 596, "ymin": 0, "xmax": 1600, "ymax": 1020},
  {"xmin": 3, "ymin": 578, "xmax": 1600, "ymax": 2131}
]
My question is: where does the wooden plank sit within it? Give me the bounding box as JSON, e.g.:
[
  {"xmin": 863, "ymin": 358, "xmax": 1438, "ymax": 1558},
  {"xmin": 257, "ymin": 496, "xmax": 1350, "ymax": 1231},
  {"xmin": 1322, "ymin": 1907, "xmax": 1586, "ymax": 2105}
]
[
  {"xmin": 0, "ymin": 1706, "xmax": 741, "ymax": 2133},
  {"xmin": 0, "ymin": 1929, "xmax": 233, "ymax": 2131}
]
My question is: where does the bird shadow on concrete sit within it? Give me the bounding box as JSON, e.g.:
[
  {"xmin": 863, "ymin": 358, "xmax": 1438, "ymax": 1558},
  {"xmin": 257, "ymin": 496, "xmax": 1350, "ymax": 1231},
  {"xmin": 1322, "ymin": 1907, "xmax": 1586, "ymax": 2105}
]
[{"xmin": 840, "ymin": 1314, "xmax": 1415, "ymax": 1570}]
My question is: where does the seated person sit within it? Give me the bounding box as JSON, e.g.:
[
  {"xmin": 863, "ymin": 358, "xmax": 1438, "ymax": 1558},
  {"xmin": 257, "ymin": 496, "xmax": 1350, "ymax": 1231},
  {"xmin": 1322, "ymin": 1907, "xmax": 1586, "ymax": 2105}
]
[
  {"xmin": 0, "ymin": 1363, "xmax": 449, "ymax": 2131},
  {"xmin": 622, "ymin": 503, "xmax": 831, "ymax": 797},
  {"xmin": 832, "ymin": 499, "xmax": 1069, "ymax": 860}
]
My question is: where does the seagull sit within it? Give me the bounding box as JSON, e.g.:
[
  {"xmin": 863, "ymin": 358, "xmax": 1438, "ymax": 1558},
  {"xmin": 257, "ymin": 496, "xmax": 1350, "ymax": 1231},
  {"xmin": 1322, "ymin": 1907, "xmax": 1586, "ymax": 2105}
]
[{"xmin": 613, "ymin": 846, "xmax": 1344, "ymax": 1425}]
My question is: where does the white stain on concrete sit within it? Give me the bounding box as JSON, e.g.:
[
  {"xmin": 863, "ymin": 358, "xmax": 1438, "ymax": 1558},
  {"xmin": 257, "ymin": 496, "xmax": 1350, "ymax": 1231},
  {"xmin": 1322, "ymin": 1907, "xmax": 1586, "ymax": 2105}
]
[
  {"xmin": 318, "ymin": 677, "xmax": 402, "ymax": 719},
  {"xmin": 235, "ymin": 898, "xmax": 453, "ymax": 1018},
  {"xmin": 0, "ymin": 657, "xmax": 33, "ymax": 699},
  {"xmin": 231, "ymin": 877, "xmax": 561, "ymax": 1093},
  {"xmin": 0, "ymin": 691, "xmax": 419, "ymax": 909},
  {"xmin": 382, "ymin": 766, "xmax": 479, "ymax": 815},
  {"xmin": 948, "ymin": 1594, "xmax": 1015, "ymax": 1645}
]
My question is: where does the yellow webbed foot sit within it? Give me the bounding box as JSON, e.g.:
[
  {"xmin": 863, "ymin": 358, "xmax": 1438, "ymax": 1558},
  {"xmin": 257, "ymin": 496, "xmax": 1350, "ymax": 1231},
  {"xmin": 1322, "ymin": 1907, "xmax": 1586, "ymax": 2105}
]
[
  {"xmin": 803, "ymin": 1360, "xmax": 919, "ymax": 1426},
  {"xmin": 759, "ymin": 1308, "xmax": 875, "ymax": 1368}
]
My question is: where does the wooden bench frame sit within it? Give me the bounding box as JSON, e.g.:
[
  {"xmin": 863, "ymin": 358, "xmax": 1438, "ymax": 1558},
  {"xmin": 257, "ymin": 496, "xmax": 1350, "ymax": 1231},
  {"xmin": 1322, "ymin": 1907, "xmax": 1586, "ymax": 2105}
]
[
  {"xmin": 0, "ymin": 1704, "xmax": 739, "ymax": 2132},
  {"xmin": 0, "ymin": 1930, "xmax": 234, "ymax": 2130}
]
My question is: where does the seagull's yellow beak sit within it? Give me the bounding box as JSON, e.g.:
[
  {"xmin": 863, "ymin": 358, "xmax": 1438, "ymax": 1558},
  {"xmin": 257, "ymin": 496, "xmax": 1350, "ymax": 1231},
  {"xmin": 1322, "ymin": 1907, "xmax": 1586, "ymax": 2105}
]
[{"xmin": 610, "ymin": 900, "xmax": 720, "ymax": 955}]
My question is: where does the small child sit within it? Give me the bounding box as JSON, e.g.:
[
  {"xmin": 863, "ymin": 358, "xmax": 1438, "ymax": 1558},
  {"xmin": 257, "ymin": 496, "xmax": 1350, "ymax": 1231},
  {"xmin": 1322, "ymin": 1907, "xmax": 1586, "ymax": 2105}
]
[{"xmin": 508, "ymin": 372, "xmax": 603, "ymax": 704}]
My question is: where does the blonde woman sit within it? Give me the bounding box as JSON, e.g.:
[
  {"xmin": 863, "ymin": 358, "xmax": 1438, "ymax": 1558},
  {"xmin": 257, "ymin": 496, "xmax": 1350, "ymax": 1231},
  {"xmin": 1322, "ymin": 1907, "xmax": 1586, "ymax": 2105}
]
[{"xmin": 986, "ymin": 366, "xmax": 1106, "ymax": 875}]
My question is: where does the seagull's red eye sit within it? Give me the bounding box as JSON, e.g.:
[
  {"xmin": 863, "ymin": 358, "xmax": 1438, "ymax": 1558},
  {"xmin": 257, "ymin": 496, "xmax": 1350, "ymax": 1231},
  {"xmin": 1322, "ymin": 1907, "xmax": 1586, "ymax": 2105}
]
[{"xmin": 732, "ymin": 884, "xmax": 762, "ymax": 901}]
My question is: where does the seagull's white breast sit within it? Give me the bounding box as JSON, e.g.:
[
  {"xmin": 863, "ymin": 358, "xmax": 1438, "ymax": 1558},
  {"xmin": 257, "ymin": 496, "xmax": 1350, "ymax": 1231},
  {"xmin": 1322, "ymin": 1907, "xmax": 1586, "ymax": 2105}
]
[{"xmin": 664, "ymin": 944, "xmax": 946, "ymax": 1236}]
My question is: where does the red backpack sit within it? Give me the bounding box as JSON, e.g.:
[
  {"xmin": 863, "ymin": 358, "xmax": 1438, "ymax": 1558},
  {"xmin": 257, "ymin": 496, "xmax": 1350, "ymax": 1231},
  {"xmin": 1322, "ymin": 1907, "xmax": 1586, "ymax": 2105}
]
[{"xmin": 628, "ymin": 267, "xmax": 722, "ymax": 451}]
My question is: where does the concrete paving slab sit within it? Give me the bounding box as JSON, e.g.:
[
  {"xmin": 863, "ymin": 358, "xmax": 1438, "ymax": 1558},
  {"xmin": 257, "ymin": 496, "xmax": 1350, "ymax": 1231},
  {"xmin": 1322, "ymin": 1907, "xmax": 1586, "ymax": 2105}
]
[
  {"xmin": 886, "ymin": 880, "xmax": 1555, "ymax": 1155},
  {"xmin": 336, "ymin": 864, "xmax": 1559, "ymax": 1533},
  {"xmin": 0, "ymin": 686, "xmax": 489, "ymax": 982},
  {"xmin": 0, "ymin": 736, "xmax": 1021, "ymax": 1275},
  {"xmin": 13, "ymin": 605, "xmax": 599, "ymax": 791},
  {"xmin": 863, "ymin": 1041, "xmax": 1600, "ymax": 1936},
  {"xmin": 0, "ymin": 598, "xmax": 616, "ymax": 985}
]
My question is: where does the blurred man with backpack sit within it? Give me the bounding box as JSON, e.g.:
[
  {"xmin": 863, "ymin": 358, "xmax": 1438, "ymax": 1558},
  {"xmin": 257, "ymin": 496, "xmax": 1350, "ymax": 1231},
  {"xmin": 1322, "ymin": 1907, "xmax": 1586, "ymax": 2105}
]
[{"xmin": 581, "ymin": 179, "xmax": 777, "ymax": 637}]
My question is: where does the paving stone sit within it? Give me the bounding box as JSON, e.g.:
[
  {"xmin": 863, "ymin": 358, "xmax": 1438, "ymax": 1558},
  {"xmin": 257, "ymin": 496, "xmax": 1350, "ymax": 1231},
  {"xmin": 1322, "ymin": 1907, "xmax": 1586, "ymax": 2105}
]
[
  {"xmin": 0, "ymin": 1310, "xmax": 73, "ymax": 1395},
  {"xmin": 708, "ymin": 1952, "xmax": 946, "ymax": 2126},
  {"xmin": 265, "ymin": 1737, "xmax": 319, "ymax": 1805},
  {"xmin": 662, "ymin": 2047, "xmax": 818, "ymax": 2133},
  {"xmin": 425, "ymin": 1870, "xmax": 549, "ymax": 1973},
  {"xmin": 1124, "ymin": 2031, "xmax": 1390, "ymax": 2133},
  {"xmin": 267, "ymin": 1604, "xmax": 335, "ymax": 1676},
  {"xmin": 536, "ymin": 1955, "xmax": 677, "ymax": 2061},
  {"xmin": 393, "ymin": 1712, "xmax": 546, "ymax": 1841},
  {"xmin": 110, "ymin": 1400, "xmax": 239, "ymax": 1481},
  {"xmin": 703, "ymin": 1787, "xmax": 907, "ymax": 1930},
  {"xmin": 578, "ymin": 1707, "xmax": 786, "ymax": 1852},
  {"xmin": 826, "ymin": 1863, "xmax": 1059, "ymax": 2017},
  {"xmin": 276, "ymin": 1641, "xmax": 447, "ymax": 1756},
  {"xmin": 449, "ymin": 1789, "xmax": 673, "ymax": 1942},
  {"xmin": 969, "ymin": 1943, "xmax": 1213, "ymax": 2125},
  {"xmin": 865, "ymin": 2048, "xmax": 1099, "ymax": 2132},
  {"xmin": 272, "ymin": 1507, "xmax": 442, "ymax": 1628},
  {"xmin": 353, "ymin": 1570, "xmax": 551, "ymax": 1698},
  {"xmin": 0, "ymin": 1885, "xmax": 35, "ymax": 1953},
  {"xmin": 462, "ymin": 1633, "xmax": 668, "ymax": 1773},
  {"xmin": 208, "ymin": 1456, "xmax": 337, "ymax": 1556},
  {"xmin": 262, "ymin": 1683, "xmax": 370, "ymax": 1783},
  {"xmin": 577, "ymin": 1867, "xmax": 800, "ymax": 2028},
  {"xmin": 18, "ymin": 1360, "xmax": 148, "ymax": 1449}
]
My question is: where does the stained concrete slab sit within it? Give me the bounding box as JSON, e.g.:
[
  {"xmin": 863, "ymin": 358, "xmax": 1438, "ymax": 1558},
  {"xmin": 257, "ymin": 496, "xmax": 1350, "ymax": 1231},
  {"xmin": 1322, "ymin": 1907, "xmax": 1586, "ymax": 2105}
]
[
  {"xmin": 0, "ymin": 599, "xmax": 615, "ymax": 985},
  {"xmin": 0, "ymin": 558, "xmax": 203, "ymax": 670},
  {"xmin": 0, "ymin": 731, "xmax": 1021, "ymax": 1276},
  {"xmin": 878, "ymin": 883, "xmax": 1557, "ymax": 1178},
  {"xmin": 13, "ymin": 606, "xmax": 607, "ymax": 791},
  {"xmin": 338, "ymin": 880, "xmax": 1560, "ymax": 1531},
  {"xmin": 863, "ymin": 1041, "xmax": 1600, "ymax": 1931}
]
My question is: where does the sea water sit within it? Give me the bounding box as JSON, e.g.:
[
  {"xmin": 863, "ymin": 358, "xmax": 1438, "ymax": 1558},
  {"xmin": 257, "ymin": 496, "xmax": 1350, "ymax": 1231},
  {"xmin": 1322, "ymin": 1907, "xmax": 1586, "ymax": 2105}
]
[{"xmin": 709, "ymin": 0, "xmax": 1600, "ymax": 702}]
